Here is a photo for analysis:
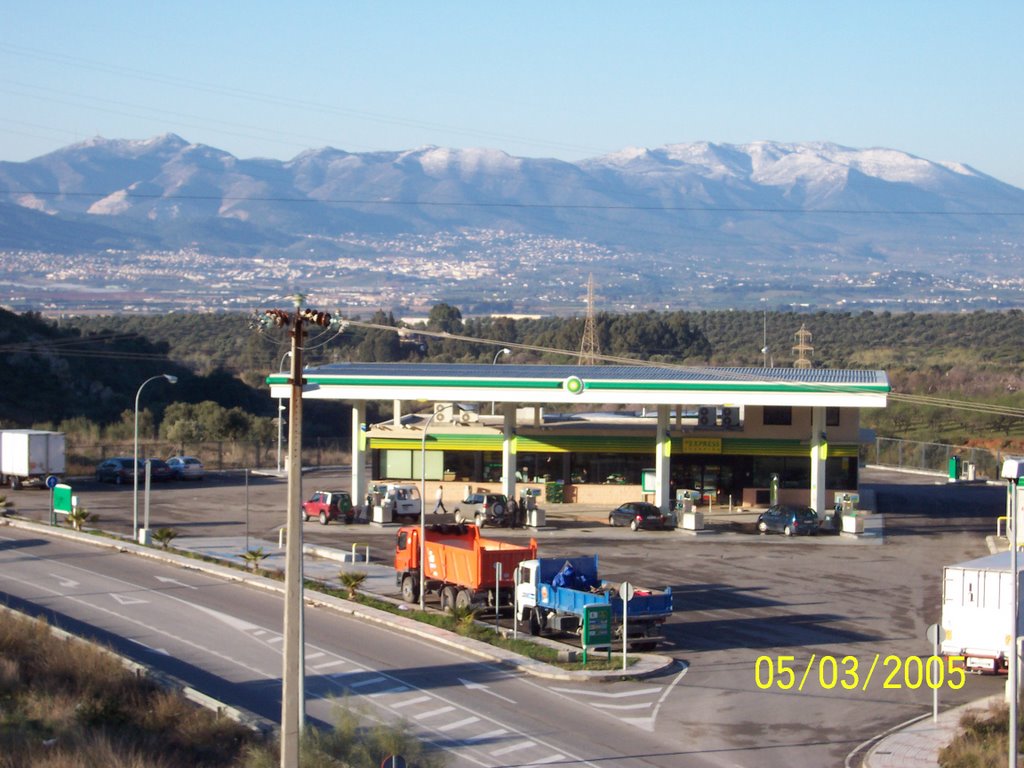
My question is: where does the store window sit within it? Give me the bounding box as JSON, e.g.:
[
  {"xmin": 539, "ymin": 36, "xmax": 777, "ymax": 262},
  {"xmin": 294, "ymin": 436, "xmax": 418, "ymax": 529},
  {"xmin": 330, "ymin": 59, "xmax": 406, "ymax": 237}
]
[
  {"xmin": 826, "ymin": 407, "xmax": 840, "ymax": 427},
  {"xmin": 762, "ymin": 406, "xmax": 793, "ymax": 426}
]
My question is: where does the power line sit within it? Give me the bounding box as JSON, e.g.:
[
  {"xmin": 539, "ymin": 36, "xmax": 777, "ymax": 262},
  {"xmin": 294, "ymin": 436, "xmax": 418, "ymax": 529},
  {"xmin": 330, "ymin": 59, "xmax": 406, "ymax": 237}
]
[
  {"xmin": 8, "ymin": 312, "xmax": 1022, "ymax": 422},
  {"xmin": 341, "ymin": 318, "xmax": 1024, "ymax": 421},
  {"xmin": 2, "ymin": 186, "xmax": 1022, "ymax": 217}
]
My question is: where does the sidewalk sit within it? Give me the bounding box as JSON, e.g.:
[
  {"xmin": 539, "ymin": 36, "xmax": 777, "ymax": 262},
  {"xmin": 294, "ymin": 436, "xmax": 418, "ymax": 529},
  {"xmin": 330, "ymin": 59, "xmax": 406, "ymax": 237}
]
[{"xmin": 862, "ymin": 695, "xmax": 1002, "ymax": 768}]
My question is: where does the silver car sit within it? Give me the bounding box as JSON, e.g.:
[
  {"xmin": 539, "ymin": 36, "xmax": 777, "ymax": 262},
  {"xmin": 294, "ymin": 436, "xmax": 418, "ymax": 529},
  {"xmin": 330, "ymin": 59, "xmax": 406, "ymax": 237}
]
[{"xmin": 166, "ymin": 455, "xmax": 205, "ymax": 481}]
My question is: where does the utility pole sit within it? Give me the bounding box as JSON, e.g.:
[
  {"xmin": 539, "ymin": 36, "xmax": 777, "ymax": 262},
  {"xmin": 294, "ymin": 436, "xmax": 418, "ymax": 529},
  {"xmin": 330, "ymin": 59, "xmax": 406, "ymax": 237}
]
[{"xmin": 255, "ymin": 298, "xmax": 336, "ymax": 768}]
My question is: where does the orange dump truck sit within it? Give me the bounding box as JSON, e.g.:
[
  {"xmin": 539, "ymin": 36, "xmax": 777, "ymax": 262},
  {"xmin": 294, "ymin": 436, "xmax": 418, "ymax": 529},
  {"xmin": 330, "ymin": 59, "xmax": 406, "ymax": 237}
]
[{"xmin": 395, "ymin": 523, "xmax": 538, "ymax": 611}]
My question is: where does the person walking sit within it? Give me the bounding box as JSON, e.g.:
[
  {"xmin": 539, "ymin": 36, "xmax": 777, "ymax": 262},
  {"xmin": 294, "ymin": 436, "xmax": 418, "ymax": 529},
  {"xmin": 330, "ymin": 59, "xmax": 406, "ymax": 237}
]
[{"xmin": 433, "ymin": 485, "xmax": 447, "ymax": 514}]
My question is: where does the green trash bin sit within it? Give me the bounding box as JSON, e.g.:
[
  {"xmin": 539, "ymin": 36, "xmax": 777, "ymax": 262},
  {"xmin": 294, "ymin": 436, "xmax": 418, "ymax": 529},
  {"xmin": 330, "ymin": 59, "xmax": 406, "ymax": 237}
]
[{"xmin": 948, "ymin": 456, "xmax": 962, "ymax": 481}]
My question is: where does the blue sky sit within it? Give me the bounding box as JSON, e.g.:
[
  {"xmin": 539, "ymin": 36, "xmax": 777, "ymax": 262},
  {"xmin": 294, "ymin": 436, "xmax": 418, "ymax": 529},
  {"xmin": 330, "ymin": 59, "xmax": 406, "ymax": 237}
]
[{"xmin": 3, "ymin": 1, "xmax": 1023, "ymax": 187}]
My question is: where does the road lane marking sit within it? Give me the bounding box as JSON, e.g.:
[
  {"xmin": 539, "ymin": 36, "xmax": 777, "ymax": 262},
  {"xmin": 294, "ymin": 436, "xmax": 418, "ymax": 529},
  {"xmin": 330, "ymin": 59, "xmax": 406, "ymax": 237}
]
[
  {"xmin": 390, "ymin": 695, "xmax": 431, "ymax": 708},
  {"xmin": 491, "ymin": 739, "xmax": 536, "ymax": 756},
  {"xmin": 49, "ymin": 573, "xmax": 80, "ymax": 588},
  {"xmin": 154, "ymin": 576, "xmax": 197, "ymax": 590},
  {"xmin": 415, "ymin": 705, "xmax": 456, "ymax": 720},
  {"xmin": 437, "ymin": 716, "xmax": 480, "ymax": 731},
  {"xmin": 348, "ymin": 676, "xmax": 386, "ymax": 689},
  {"xmin": 313, "ymin": 659, "xmax": 346, "ymax": 670},
  {"xmin": 111, "ymin": 593, "xmax": 148, "ymax": 605},
  {"xmin": 369, "ymin": 686, "xmax": 410, "ymax": 697},
  {"xmin": 521, "ymin": 755, "xmax": 568, "ymax": 766},
  {"xmin": 471, "ymin": 728, "xmax": 508, "ymax": 741},
  {"xmin": 550, "ymin": 686, "xmax": 656, "ymax": 698},
  {"xmin": 458, "ymin": 677, "xmax": 516, "ymax": 703}
]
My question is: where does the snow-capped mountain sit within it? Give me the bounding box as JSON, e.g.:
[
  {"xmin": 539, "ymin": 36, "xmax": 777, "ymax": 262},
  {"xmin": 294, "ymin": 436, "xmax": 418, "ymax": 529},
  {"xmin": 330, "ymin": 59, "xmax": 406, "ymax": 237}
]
[{"xmin": 0, "ymin": 134, "xmax": 1022, "ymax": 310}]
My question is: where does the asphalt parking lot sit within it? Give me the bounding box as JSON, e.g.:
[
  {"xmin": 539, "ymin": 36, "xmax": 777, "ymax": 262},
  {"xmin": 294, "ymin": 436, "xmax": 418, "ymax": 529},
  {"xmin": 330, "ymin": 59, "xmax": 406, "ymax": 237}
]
[{"xmin": 3, "ymin": 465, "xmax": 1010, "ymax": 766}]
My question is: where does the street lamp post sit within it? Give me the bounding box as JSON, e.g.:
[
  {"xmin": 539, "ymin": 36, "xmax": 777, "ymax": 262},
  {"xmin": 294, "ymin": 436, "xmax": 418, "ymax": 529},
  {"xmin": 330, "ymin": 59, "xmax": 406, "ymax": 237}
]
[
  {"xmin": 419, "ymin": 409, "xmax": 444, "ymax": 611},
  {"xmin": 276, "ymin": 351, "xmax": 292, "ymax": 472},
  {"xmin": 491, "ymin": 347, "xmax": 511, "ymax": 415},
  {"xmin": 133, "ymin": 374, "xmax": 177, "ymax": 542}
]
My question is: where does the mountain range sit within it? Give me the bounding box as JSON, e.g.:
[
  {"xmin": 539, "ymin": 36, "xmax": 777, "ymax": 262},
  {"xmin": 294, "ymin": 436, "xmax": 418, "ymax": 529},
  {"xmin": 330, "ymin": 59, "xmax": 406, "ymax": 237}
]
[{"xmin": 1, "ymin": 134, "xmax": 1023, "ymax": 313}]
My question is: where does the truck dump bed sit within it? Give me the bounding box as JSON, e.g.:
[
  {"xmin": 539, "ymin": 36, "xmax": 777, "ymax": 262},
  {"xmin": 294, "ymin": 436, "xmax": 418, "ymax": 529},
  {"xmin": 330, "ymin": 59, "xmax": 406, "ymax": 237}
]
[
  {"xmin": 535, "ymin": 556, "xmax": 673, "ymax": 620},
  {"xmin": 414, "ymin": 525, "xmax": 538, "ymax": 592}
]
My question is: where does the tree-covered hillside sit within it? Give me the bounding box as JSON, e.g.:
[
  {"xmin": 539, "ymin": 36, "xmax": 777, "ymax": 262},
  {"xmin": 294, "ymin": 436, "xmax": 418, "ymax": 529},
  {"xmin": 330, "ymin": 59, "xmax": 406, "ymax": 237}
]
[{"xmin": 6, "ymin": 306, "xmax": 1022, "ymax": 447}]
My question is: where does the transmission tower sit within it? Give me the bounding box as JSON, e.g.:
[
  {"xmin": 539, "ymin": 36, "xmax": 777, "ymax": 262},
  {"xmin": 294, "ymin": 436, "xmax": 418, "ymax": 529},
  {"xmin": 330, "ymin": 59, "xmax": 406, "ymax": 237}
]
[
  {"xmin": 792, "ymin": 323, "xmax": 814, "ymax": 369},
  {"xmin": 579, "ymin": 275, "xmax": 600, "ymax": 365}
]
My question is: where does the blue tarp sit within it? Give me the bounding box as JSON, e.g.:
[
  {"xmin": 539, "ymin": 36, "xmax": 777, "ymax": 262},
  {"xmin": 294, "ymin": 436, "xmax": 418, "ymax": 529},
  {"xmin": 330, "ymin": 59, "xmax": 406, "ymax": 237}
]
[{"xmin": 552, "ymin": 560, "xmax": 594, "ymax": 591}]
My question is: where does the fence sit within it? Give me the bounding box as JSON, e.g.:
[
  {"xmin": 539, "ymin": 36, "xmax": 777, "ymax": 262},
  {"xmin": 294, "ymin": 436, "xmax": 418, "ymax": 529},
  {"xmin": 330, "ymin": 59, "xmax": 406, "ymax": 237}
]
[
  {"xmin": 66, "ymin": 437, "xmax": 351, "ymax": 476},
  {"xmin": 865, "ymin": 437, "xmax": 1002, "ymax": 479}
]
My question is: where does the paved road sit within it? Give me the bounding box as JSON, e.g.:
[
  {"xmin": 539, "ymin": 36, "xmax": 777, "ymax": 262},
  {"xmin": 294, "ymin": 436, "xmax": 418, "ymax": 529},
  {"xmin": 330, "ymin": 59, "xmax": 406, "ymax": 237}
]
[
  {"xmin": 2, "ymin": 466, "xmax": 1009, "ymax": 767},
  {"xmin": 0, "ymin": 523, "xmax": 706, "ymax": 768}
]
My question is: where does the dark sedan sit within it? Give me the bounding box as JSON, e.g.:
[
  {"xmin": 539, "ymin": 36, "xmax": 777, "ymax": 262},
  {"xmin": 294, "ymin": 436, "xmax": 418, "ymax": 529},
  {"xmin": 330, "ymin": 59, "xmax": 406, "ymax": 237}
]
[
  {"xmin": 756, "ymin": 504, "xmax": 820, "ymax": 536},
  {"xmin": 142, "ymin": 458, "xmax": 175, "ymax": 483},
  {"xmin": 608, "ymin": 501, "xmax": 668, "ymax": 531},
  {"xmin": 95, "ymin": 457, "xmax": 141, "ymax": 485}
]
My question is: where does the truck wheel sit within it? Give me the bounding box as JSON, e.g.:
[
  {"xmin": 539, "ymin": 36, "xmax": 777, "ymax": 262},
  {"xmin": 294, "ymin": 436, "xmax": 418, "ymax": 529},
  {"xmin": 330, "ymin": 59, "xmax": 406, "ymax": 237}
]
[
  {"xmin": 319, "ymin": 511, "xmax": 328, "ymax": 525},
  {"xmin": 440, "ymin": 586, "xmax": 456, "ymax": 612},
  {"xmin": 455, "ymin": 590, "xmax": 473, "ymax": 611},
  {"xmin": 10, "ymin": 476, "xmax": 21, "ymax": 491},
  {"xmin": 401, "ymin": 575, "xmax": 418, "ymax": 603},
  {"xmin": 301, "ymin": 509, "xmax": 309, "ymax": 522},
  {"xmin": 529, "ymin": 607, "xmax": 543, "ymax": 636}
]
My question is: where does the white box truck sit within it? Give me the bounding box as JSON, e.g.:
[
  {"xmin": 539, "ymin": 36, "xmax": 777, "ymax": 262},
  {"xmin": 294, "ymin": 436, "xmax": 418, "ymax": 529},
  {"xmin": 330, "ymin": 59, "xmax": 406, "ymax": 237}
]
[
  {"xmin": 0, "ymin": 429, "xmax": 66, "ymax": 490},
  {"xmin": 940, "ymin": 551, "xmax": 1024, "ymax": 674}
]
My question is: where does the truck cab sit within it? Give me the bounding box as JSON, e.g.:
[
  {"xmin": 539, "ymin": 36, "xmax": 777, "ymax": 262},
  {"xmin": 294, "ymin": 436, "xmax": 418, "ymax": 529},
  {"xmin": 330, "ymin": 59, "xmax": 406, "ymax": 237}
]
[{"xmin": 515, "ymin": 559, "xmax": 540, "ymax": 612}]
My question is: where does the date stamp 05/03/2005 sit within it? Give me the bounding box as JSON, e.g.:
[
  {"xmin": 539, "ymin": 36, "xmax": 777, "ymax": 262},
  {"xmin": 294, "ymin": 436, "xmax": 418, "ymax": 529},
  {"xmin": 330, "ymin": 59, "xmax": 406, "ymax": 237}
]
[{"xmin": 754, "ymin": 654, "xmax": 970, "ymax": 693}]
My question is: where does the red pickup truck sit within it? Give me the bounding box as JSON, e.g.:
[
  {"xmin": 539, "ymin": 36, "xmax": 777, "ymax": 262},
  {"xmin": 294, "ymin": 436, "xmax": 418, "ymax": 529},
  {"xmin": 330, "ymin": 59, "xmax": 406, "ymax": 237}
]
[{"xmin": 300, "ymin": 490, "xmax": 354, "ymax": 525}]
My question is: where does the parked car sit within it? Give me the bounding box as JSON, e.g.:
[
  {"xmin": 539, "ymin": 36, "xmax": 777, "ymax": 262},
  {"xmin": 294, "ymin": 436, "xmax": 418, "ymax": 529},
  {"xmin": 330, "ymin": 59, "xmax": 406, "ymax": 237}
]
[
  {"xmin": 608, "ymin": 501, "xmax": 668, "ymax": 531},
  {"xmin": 454, "ymin": 492, "xmax": 512, "ymax": 528},
  {"xmin": 757, "ymin": 504, "xmax": 820, "ymax": 536},
  {"xmin": 95, "ymin": 457, "xmax": 141, "ymax": 485},
  {"xmin": 142, "ymin": 458, "xmax": 175, "ymax": 483},
  {"xmin": 166, "ymin": 455, "xmax": 205, "ymax": 480},
  {"xmin": 301, "ymin": 490, "xmax": 354, "ymax": 525}
]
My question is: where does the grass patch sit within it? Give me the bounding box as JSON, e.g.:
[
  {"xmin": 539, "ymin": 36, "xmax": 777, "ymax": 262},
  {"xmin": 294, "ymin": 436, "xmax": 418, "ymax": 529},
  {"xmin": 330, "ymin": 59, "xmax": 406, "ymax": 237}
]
[
  {"xmin": 312, "ymin": 584, "xmax": 638, "ymax": 670},
  {"xmin": 0, "ymin": 611, "xmax": 261, "ymax": 767},
  {"xmin": 0, "ymin": 610, "xmax": 446, "ymax": 768},
  {"xmin": 939, "ymin": 699, "xmax": 1021, "ymax": 768}
]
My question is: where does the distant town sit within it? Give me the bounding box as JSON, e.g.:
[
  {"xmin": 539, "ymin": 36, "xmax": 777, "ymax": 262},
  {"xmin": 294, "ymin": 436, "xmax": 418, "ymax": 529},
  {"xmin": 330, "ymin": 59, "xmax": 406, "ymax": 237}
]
[{"xmin": 2, "ymin": 228, "xmax": 1023, "ymax": 317}]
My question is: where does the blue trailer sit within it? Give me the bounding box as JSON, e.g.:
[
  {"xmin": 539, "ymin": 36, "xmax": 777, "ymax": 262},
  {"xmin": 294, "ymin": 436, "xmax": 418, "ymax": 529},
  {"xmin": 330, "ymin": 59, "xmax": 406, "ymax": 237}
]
[{"xmin": 514, "ymin": 556, "xmax": 673, "ymax": 650}]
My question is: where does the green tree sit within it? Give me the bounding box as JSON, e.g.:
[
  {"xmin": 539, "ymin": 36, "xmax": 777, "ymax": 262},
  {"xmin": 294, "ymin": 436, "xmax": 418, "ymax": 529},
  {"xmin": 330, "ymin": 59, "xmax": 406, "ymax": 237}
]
[{"xmin": 427, "ymin": 302, "xmax": 464, "ymax": 334}]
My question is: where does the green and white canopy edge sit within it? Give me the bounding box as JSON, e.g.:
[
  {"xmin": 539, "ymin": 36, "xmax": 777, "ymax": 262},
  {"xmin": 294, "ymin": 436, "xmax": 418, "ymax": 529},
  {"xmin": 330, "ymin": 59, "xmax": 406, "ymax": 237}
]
[{"xmin": 267, "ymin": 363, "xmax": 889, "ymax": 515}]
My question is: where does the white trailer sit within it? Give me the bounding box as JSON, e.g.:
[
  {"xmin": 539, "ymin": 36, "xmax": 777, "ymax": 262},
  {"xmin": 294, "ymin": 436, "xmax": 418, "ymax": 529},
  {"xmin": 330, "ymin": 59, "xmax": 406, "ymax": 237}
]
[
  {"xmin": 940, "ymin": 551, "xmax": 1024, "ymax": 674},
  {"xmin": 0, "ymin": 429, "xmax": 66, "ymax": 490}
]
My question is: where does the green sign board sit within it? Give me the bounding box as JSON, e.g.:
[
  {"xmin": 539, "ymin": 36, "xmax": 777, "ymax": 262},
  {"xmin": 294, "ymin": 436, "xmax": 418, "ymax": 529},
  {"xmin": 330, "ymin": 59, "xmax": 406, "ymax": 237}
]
[
  {"xmin": 53, "ymin": 484, "xmax": 73, "ymax": 515},
  {"xmin": 582, "ymin": 603, "xmax": 613, "ymax": 663}
]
